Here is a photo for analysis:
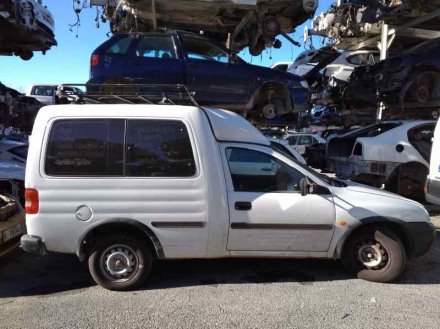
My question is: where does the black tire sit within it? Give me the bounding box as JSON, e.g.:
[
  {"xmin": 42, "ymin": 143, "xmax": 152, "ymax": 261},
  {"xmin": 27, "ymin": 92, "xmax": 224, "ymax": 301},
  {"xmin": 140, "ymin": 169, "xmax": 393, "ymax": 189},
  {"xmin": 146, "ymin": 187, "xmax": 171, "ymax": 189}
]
[
  {"xmin": 341, "ymin": 227, "xmax": 406, "ymax": 283},
  {"xmin": 88, "ymin": 234, "xmax": 152, "ymax": 291},
  {"xmin": 386, "ymin": 164, "xmax": 428, "ymax": 202}
]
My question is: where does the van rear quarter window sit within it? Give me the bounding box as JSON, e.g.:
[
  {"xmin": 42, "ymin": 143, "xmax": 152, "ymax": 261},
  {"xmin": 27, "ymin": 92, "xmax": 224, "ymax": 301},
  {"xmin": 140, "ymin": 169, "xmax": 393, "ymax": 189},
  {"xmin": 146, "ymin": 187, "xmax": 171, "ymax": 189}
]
[
  {"xmin": 126, "ymin": 120, "xmax": 196, "ymax": 177},
  {"xmin": 45, "ymin": 120, "xmax": 125, "ymax": 176},
  {"xmin": 45, "ymin": 119, "xmax": 196, "ymax": 177}
]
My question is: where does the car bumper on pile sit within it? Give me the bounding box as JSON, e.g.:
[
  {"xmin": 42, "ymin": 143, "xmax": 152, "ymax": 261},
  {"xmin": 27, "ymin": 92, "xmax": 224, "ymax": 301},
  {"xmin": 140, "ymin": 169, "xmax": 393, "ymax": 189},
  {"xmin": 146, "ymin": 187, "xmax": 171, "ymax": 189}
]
[{"xmin": 0, "ymin": 213, "xmax": 26, "ymax": 257}]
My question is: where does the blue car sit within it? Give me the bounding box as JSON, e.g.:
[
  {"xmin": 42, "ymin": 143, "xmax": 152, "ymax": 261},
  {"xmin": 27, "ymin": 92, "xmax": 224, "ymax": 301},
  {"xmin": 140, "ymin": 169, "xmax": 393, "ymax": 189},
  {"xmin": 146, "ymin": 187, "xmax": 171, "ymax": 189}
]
[{"xmin": 87, "ymin": 31, "xmax": 309, "ymax": 120}]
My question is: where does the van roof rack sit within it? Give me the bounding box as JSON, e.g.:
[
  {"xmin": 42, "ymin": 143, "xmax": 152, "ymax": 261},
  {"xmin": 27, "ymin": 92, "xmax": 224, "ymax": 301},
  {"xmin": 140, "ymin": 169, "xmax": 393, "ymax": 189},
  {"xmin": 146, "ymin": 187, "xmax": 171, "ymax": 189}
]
[{"xmin": 58, "ymin": 83, "xmax": 200, "ymax": 107}]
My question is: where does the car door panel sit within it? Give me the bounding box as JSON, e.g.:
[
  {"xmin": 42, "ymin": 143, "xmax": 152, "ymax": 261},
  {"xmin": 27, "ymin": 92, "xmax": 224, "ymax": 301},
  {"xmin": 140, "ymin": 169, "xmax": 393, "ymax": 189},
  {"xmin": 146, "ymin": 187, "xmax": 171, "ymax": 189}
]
[
  {"xmin": 130, "ymin": 35, "xmax": 186, "ymax": 85},
  {"xmin": 227, "ymin": 192, "xmax": 335, "ymax": 251},
  {"xmin": 181, "ymin": 35, "xmax": 252, "ymax": 105}
]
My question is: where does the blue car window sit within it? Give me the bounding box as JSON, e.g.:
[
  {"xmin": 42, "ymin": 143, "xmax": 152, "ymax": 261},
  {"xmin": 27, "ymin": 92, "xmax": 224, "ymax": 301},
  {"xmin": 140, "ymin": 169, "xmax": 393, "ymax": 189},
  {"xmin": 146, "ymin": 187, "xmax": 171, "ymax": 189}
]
[
  {"xmin": 135, "ymin": 36, "xmax": 176, "ymax": 59},
  {"xmin": 106, "ymin": 37, "xmax": 132, "ymax": 55},
  {"xmin": 183, "ymin": 37, "xmax": 229, "ymax": 63}
]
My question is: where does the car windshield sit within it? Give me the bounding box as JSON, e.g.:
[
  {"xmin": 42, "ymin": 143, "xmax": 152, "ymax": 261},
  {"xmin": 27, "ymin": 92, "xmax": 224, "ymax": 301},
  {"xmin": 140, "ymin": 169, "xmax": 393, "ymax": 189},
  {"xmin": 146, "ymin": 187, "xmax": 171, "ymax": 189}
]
[{"xmin": 270, "ymin": 145, "xmax": 346, "ymax": 187}]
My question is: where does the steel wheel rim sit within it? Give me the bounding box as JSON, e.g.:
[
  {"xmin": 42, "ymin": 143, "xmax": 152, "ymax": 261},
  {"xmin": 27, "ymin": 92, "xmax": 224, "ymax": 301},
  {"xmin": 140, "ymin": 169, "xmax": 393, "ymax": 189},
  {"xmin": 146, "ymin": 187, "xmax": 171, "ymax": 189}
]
[
  {"xmin": 356, "ymin": 239, "xmax": 388, "ymax": 269},
  {"xmin": 100, "ymin": 244, "xmax": 138, "ymax": 282}
]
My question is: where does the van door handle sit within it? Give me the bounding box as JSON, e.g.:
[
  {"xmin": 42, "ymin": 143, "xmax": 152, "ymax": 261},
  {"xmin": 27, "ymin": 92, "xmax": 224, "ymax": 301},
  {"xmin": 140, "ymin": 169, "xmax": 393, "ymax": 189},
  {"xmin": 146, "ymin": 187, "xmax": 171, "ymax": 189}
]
[{"xmin": 235, "ymin": 202, "xmax": 252, "ymax": 211}]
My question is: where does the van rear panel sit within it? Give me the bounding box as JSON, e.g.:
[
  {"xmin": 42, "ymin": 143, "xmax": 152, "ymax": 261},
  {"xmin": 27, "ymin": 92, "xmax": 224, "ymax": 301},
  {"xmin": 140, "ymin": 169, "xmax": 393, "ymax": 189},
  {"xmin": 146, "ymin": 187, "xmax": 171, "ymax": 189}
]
[{"xmin": 25, "ymin": 105, "xmax": 218, "ymax": 258}]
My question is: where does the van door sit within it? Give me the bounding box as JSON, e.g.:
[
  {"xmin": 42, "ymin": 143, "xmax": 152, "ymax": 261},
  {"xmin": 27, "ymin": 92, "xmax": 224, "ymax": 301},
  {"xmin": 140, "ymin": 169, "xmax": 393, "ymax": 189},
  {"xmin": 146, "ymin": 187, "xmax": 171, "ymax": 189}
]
[{"xmin": 222, "ymin": 145, "xmax": 335, "ymax": 252}]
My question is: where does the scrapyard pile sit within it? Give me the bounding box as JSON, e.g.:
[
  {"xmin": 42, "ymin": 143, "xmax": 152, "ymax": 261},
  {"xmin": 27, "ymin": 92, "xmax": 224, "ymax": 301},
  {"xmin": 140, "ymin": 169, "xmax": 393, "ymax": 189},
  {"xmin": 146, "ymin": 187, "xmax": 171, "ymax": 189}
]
[
  {"xmin": 291, "ymin": 0, "xmax": 440, "ymax": 124},
  {"xmin": 0, "ymin": 0, "xmax": 57, "ymax": 60},
  {"xmin": 0, "ymin": 82, "xmax": 41, "ymax": 135},
  {"xmin": 93, "ymin": 0, "xmax": 318, "ymax": 56}
]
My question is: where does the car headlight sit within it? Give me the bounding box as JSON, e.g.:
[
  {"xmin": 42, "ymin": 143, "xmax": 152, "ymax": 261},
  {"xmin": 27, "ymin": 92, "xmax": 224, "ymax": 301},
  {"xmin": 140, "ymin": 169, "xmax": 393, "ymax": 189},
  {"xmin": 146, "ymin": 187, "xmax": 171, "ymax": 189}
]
[{"xmin": 300, "ymin": 80, "xmax": 309, "ymax": 89}]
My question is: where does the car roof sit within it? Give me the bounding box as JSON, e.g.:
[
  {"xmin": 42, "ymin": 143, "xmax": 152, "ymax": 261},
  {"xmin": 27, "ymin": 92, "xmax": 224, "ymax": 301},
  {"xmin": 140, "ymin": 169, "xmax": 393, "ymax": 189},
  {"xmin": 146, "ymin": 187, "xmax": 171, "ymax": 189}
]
[
  {"xmin": 115, "ymin": 30, "xmax": 204, "ymax": 38},
  {"xmin": 29, "ymin": 84, "xmax": 57, "ymax": 87},
  {"xmin": 35, "ymin": 105, "xmax": 270, "ymax": 146},
  {"xmin": 266, "ymin": 137, "xmax": 289, "ymax": 145}
]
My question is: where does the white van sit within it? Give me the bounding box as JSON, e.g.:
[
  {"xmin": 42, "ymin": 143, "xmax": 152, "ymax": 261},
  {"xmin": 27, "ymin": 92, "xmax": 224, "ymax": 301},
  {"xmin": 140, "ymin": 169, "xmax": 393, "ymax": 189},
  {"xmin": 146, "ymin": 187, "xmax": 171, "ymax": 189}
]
[
  {"xmin": 426, "ymin": 119, "xmax": 440, "ymax": 205},
  {"xmin": 22, "ymin": 105, "xmax": 435, "ymax": 290}
]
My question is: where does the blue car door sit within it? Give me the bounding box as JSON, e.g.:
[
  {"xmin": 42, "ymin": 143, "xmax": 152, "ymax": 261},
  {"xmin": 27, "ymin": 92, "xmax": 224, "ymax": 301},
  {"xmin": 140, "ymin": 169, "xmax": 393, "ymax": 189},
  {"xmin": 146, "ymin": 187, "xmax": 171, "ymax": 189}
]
[
  {"xmin": 180, "ymin": 34, "xmax": 252, "ymax": 106},
  {"xmin": 129, "ymin": 34, "xmax": 186, "ymax": 85}
]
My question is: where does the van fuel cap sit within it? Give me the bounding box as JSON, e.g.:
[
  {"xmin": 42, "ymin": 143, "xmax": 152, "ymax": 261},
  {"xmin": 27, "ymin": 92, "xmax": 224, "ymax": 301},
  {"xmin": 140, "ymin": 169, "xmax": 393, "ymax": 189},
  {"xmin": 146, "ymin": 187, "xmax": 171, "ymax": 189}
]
[{"xmin": 76, "ymin": 205, "xmax": 93, "ymax": 221}]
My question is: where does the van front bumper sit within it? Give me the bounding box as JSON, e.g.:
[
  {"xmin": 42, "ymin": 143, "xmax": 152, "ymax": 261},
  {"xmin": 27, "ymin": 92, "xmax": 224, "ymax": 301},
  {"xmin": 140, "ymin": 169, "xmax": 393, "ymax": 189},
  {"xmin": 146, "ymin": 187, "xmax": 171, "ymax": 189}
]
[
  {"xmin": 404, "ymin": 222, "xmax": 437, "ymax": 258},
  {"xmin": 21, "ymin": 235, "xmax": 48, "ymax": 255}
]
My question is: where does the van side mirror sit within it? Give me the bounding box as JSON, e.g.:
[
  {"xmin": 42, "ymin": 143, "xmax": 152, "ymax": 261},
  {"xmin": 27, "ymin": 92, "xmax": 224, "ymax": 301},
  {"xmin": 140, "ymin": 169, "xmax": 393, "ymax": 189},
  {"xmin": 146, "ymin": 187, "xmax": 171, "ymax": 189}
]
[
  {"xmin": 300, "ymin": 177, "xmax": 310, "ymax": 196},
  {"xmin": 300, "ymin": 177, "xmax": 331, "ymax": 196}
]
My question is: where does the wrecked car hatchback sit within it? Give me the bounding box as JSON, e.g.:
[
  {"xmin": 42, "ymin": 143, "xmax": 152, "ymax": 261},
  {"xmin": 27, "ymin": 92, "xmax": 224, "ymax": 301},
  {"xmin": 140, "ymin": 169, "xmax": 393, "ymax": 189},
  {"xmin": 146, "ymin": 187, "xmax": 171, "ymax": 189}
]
[
  {"xmin": 327, "ymin": 120, "xmax": 435, "ymax": 201},
  {"xmin": 87, "ymin": 31, "xmax": 310, "ymax": 121}
]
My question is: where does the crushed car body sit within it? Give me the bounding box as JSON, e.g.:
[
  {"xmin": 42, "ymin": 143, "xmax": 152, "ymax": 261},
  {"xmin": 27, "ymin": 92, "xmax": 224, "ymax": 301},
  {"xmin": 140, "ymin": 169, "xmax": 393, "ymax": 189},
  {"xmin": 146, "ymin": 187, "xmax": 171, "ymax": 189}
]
[
  {"xmin": 306, "ymin": 0, "xmax": 440, "ymax": 51},
  {"xmin": 89, "ymin": 0, "xmax": 318, "ymax": 55},
  {"xmin": 327, "ymin": 120, "xmax": 435, "ymax": 201},
  {"xmin": 347, "ymin": 37, "xmax": 440, "ymax": 112},
  {"xmin": 288, "ymin": 47, "xmax": 380, "ymax": 106},
  {"xmin": 0, "ymin": 82, "xmax": 42, "ymax": 134},
  {"xmin": 0, "ymin": 0, "xmax": 57, "ymax": 60}
]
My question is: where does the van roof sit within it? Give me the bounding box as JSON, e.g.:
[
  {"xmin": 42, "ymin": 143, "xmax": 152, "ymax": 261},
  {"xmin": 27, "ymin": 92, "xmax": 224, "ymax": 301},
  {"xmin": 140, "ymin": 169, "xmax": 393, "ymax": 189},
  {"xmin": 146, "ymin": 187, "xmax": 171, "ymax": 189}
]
[{"xmin": 35, "ymin": 105, "xmax": 270, "ymax": 146}]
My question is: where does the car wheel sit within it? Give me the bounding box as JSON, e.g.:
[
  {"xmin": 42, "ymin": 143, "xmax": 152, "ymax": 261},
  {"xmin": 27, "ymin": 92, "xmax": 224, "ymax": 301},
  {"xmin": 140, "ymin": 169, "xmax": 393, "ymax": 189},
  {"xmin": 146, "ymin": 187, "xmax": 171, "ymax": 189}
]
[
  {"xmin": 342, "ymin": 227, "xmax": 406, "ymax": 283},
  {"xmin": 386, "ymin": 164, "xmax": 427, "ymax": 202},
  {"xmin": 88, "ymin": 234, "xmax": 152, "ymax": 291},
  {"xmin": 403, "ymin": 70, "xmax": 440, "ymax": 104}
]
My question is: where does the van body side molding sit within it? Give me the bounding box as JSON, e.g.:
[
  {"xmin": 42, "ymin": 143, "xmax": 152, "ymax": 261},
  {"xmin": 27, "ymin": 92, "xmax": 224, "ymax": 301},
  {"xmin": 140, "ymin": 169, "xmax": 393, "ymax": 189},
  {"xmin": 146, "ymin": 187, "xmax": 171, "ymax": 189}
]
[
  {"xmin": 151, "ymin": 221, "xmax": 207, "ymax": 228},
  {"xmin": 230, "ymin": 223, "xmax": 334, "ymax": 230}
]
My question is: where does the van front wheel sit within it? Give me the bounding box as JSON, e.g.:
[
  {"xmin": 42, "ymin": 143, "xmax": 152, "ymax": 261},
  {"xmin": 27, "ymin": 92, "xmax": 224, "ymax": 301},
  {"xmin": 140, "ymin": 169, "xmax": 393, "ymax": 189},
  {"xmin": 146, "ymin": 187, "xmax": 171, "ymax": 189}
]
[
  {"xmin": 88, "ymin": 235, "xmax": 152, "ymax": 291},
  {"xmin": 341, "ymin": 227, "xmax": 406, "ymax": 283}
]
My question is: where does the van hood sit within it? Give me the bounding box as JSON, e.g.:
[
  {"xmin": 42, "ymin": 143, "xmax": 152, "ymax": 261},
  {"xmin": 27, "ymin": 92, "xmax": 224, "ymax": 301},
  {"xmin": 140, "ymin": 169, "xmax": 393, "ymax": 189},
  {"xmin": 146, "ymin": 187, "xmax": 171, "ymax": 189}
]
[{"xmin": 343, "ymin": 180, "xmax": 419, "ymax": 204}]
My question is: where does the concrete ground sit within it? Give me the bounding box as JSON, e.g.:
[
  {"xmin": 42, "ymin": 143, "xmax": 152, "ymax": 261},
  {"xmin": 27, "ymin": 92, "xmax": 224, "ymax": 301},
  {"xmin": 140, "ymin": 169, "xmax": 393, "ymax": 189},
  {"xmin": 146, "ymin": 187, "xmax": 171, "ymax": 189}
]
[{"xmin": 0, "ymin": 215, "xmax": 439, "ymax": 329}]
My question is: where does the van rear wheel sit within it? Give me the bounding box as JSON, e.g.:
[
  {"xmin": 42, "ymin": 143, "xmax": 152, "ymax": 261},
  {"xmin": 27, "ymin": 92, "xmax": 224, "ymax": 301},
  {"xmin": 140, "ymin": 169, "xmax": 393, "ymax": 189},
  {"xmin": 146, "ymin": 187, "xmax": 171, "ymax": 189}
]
[
  {"xmin": 88, "ymin": 235, "xmax": 152, "ymax": 291},
  {"xmin": 341, "ymin": 227, "xmax": 406, "ymax": 283}
]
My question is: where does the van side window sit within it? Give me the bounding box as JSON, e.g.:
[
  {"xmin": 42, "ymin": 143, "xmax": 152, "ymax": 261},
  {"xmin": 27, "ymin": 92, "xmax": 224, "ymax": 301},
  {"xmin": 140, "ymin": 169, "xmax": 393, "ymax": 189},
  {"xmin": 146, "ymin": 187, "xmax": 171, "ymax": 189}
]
[
  {"xmin": 45, "ymin": 120, "xmax": 124, "ymax": 176},
  {"xmin": 126, "ymin": 120, "xmax": 196, "ymax": 177},
  {"xmin": 225, "ymin": 148, "xmax": 304, "ymax": 192}
]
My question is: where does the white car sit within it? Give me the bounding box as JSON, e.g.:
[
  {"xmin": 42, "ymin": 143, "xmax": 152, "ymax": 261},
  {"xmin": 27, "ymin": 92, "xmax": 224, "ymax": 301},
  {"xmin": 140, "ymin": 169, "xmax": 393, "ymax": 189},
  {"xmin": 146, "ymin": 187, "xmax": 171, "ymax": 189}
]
[
  {"xmin": 25, "ymin": 85, "xmax": 83, "ymax": 106},
  {"xmin": 288, "ymin": 48, "xmax": 379, "ymax": 83},
  {"xmin": 21, "ymin": 104, "xmax": 435, "ymax": 290},
  {"xmin": 426, "ymin": 119, "xmax": 440, "ymax": 205},
  {"xmin": 327, "ymin": 120, "xmax": 436, "ymax": 201},
  {"xmin": 0, "ymin": 139, "xmax": 28, "ymax": 164},
  {"xmin": 284, "ymin": 133, "xmax": 326, "ymax": 155}
]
